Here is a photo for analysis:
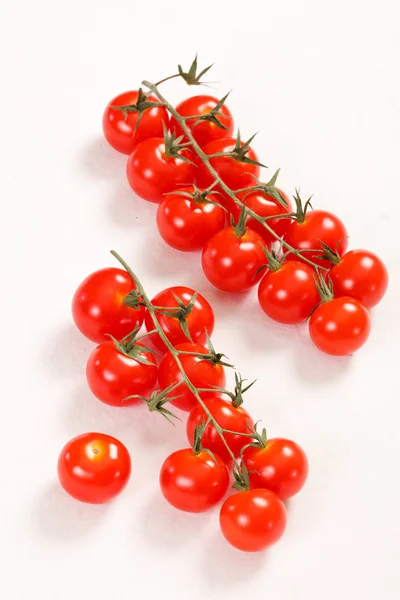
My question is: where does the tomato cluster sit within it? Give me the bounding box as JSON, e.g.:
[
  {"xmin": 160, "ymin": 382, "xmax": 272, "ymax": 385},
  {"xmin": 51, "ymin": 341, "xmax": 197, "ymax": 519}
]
[{"xmin": 102, "ymin": 87, "xmax": 388, "ymax": 357}]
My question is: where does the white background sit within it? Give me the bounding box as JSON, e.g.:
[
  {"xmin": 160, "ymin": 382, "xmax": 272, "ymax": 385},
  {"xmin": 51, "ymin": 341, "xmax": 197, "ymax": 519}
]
[{"xmin": 1, "ymin": 1, "xmax": 399, "ymax": 598}]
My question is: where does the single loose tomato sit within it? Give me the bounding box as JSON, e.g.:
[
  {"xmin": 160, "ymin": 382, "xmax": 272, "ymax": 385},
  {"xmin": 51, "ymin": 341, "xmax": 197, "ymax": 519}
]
[
  {"xmin": 202, "ymin": 226, "xmax": 266, "ymax": 292},
  {"xmin": 86, "ymin": 341, "xmax": 158, "ymax": 407},
  {"xmin": 196, "ymin": 137, "xmax": 261, "ymax": 192},
  {"xmin": 186, "ymin": 397, "xmax": 254, "ymax": 466},
  {"xmin": 242, "ymin": 439, "xmax": 309, "ymax": 500},
  {"xmin": 102, "ymin": 91, "xmax": 169, "ymax": 155},
  {"xmin": 228, "ymin": 189, "xmax": 293, "ymax": 247},
  {"xmin": 169, "ymin": 95, "xmax": 234, "ymax": 148},
  {"xmin": 126, "ymin": 137, "xmax": 196, "ymax": 203},
  {"xmin": 309, "ymin": 296, "xmax": 371, "ymax": 355},
  {"xmin": 220, "ymin": 489, "xmax": 287, "ymax": 552},
  {"xmin": 158, "ymin": 342, "xmax": 226, "ymax": 412},
  {"xmin": 72, "ymin": 268, "xmax": 145, "ymax": 343},
  {"xmin": 156, "ymin": 186, "xmax": 226, "ymax": 251},
  {"xmin": 329, "ymin": 249, "xmax": 388, "ymax": 309},
  {"xmin": 258, "ymin": 262, "xmax": 320, "ymax": 324},
  {"xmin": 160, "ymin": 448, "xmax": 230, "ymax": 512},
  {"xmin": 57, "ymin": 433, "xmax": 131, "ymax": 504},
  {"xmin": 144, "ymin": 286, "xmax": 214, "ymax": 352}
]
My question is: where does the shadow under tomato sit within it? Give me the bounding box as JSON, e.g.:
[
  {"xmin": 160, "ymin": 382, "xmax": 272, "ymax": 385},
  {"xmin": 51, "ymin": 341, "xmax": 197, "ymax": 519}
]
[
  {"xmin": 44, "ymin": 322, "xmax": 93, "ymax": 381},
  {"xmin": 200, "ymin": 531, "xmax": 266, "ymax": 587},
  {"xmin": 80, "ymin": 136, "xmax": 127, "ymax": 181},
  {"xmin": 31, "ymin": 482, "xmax": 108, "ymax": 540},
  {"xmin": 106, "ymin": 180, "xmax": 158, "ymax": 231},
  {"xmin": 293, "ymin": 331, "xmax": 351, "ymax": 384}
]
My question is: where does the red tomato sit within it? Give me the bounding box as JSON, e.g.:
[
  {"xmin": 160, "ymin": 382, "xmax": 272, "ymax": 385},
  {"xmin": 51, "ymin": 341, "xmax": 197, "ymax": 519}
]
[
  {"xmin": 72, "ymin": 268, "xmax": 145, "ymax": 343},
  {"xmin": 196, "ymin": 138, "xmax": 260, "ymax": 192},
  {"xmin": 228, "ymin": 189, "xmax": 293, "ymax": 247},
  {"xmin": 156, "ymin": 186, "xmax": 226, "ymax": 251},
  {"xmin": 102, "ymin": 91, "xmax": 169, "ymax": 155},
  {"xmin": 242, "ymin": 439, "xmax": 309, "ymax": 500},
  {"xmin": 284, "ymin": 210, "xmax": 348, "ymax": 268},
  {"xmin": 309, "ymin": 296, "xmax": 371, "ymax": 355},
  {"xmin": 126, "ymin": 138, "xmax": 196, "ymax": 204},
  {"xmin": 160, "ymin": 448, "xmax": 230, "ymax": 512},
  {"xmin": 169, "ymin": 95, "xmax": 234, "ymax": 148},
  {"xmin": 329, "ymin": 249, "xmax": 388, "ymax": 309},
  {"xmin": 158, "ymin": 342, "xmax": 226, "ymax": 412},
  {"xmin": 57, "ymin": 433, "xmax": 131, "ymax": 504},
  {"xmin": 258, "ymin": 262, "xmax": 320, "ymax": 324},
  {"xmin": 86, "ymin": 341, "xmax": 158, "ymax": 407},
  {"xmin": 202, "ymin": 226, "xmax": 266, "ymax": 293},
  {"xmin": 186, "ymin": 397, "xmax": 254, "ymax": 466},
  {"xmin": 144, "ymin": 286, "xmax": 214, "ymax": 352},
  {"xmin": 220, "ymin": 489, "xmax": 287, "ymax": 552}
]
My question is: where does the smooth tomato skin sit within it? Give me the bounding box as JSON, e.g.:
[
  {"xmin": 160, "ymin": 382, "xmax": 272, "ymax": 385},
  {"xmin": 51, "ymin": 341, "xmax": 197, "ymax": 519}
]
[
  {"xmin": 284, "ymin": 210, "xmax": 348, "ymax": 268},
  {"xmin": 309, "ymin": 296, "xmax": 371, "ymax": 355},
  {"xmin": 156, "ymin": 187, "xmax": 226, "ymax": 251},
  {"xmin": 202, "ymin": 227, "xmax": 266, "ymax": 293},
  {"xmin": 144, "ymin": 286, "xmax": 215, "ymax": 352},
  {"xmin": 57, "ymin": 433, "xmax": 131, "ymax": 504},
  {"xmin": 196, "ymin": 138, "xmax": 260, "ymax": 191},
  {"xmin": 242, "ymin": 439, "xmax": 309, "ymax": 500},
  {"xmin": 329, "ymin": 249, "xmax": 388, "ymax": 309},
  {"xmin": 220, "ymin": 489, "xmax": 287, "ymax": 552},
  {"xmin": 186, "ymin": 397, "xmax": 254, "ymax": 466},
  {"xmin": 86, "ymin": 341, "xmax": 158, "ymax": 407},
  {"xmin": 158, "ymin": 342, "xmax": 226, "ymax": 412},
  {"xmin": 102, "ymin": 91, "xmax": 169, "ymax": 155},
  {"xmin": 258, "ymin": 262, "xmax": 320, "ymax": 324},
  {"xmin": 160, "ymin": 448, "xmax": 230, "ymax": 512},
  {"xmin": 169, "ymin": 95, "xmax": 234, "ymax": 148},
  {"xmin": 229, "ymin": 189, "xmax": 293, "ymax": 247},
  {"xmin": 72, "ymin": 268, "xmax": 145, "ymax": 343},
  {"xmin": 126, "ymin": 138, "xmax": 196, "ymax": 203}
]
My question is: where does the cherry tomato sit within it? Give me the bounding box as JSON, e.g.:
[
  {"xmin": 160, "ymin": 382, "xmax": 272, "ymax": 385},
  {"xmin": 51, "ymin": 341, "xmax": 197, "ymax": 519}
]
[
  {"xmin": 329, "ymin": 249, "xmax": 388, "ymax": 309},
  {"xmin": 86, "ymin": 341, "xmax": 158, "ymax": 407},
  {"xmin": 102, "ymin": 91, "xmax": 169, "ymax": 155},
  {"xmin": 228, "ymin": 189, "xmax": 293, "ymax": 247},
  {"xmin": 169, "ymin": 95, "xmax": 234, "ymax": 148},
  {"xmin": 309, "ymin": 296, "xmax": 371, "ymax": 355},
  {"xmin": 202, "ymin": 226, "xmax": 266, "ymax": 293},
  {"xmin": 158, "ymin": 342, "xmax": 226, "ymax": 412},
  {"xmin": 156, "ymin": 186, "xmax": 226, "ymax": 251},
  {"xmin": 284, "ymin": 210, "xmax": 348, "ymax": 268},
  {"xmin": 196, "ymin": 138, "xmax": 260, "ymax": 192},
  {"xmin": 144, "ymin": 286, "xmax": 214, "ymax": 352},
  {"xmin": 186, "ymin": 397, "xmax": 254, "ymax": 466},
  {"xmin": 258, "ymin": 262, "xmax": 320, "ymax": 324},
  {"xmin": 126, "ymin": 138, "xmax": 196, "ymax": 204},
  {"xmin": 160, "ymin": 448, "xmax": 230, "ymax": 512},
  {"xmin": 72, "ymin": 268, "xmax": 145, "ymax": 343},
  {"xmin": 57, "ymin": 433, "xmax": 131, "ymax": 504},
  {"xmin": 220, "ymin": 489, "xmax": 287, "ymax": 552},
  {"xmin": 242, "ymin": 439, "xmax": 309, "ymax": 500}
]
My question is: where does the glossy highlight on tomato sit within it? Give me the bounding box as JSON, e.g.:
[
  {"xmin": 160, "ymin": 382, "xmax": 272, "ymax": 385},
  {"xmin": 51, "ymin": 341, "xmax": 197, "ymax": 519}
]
[
  {"xmin": 242, "ymin": 438, "xmax": 309, "ymax": 500},
  {"xmin": 144, "ymin": 286, "xmax": 214, "ymax": 352},
  {"xmin": 156, "ymin": 186, "xmax": 226, "ymax": 251},
  {"xmin": 102, "ymin": 91, "xmax": 169, "ymax": 155},
  {"xmin": 57, "ymin": 433, "xmax": 131, "ymax": 504},
  {"xmin": 126, "ymin": 138, "xmax": 196, "ymax": 203},
  {"xmin": 169, "ymin": 95, "xmax": 234, "ymax": 148},
  {"xmin": 309, "ymin": 296, "xmax": 371, "ymax": 355},
  {"xmin": 329, "ymin": 249, "xmax": 388, "ymax": 309},
  {"xmin": 72, "ymin": 268, "xmax": 145, "ymax": 343},
  {"xmin": 160, "ymin": 448, "xmax": 230, "ymax": 512},
  {"xmin": 86, "ymin": 341, "xmax": 158, "ymax": 407},
  {"xmin": 258, "ymin": 262, "xmax": 320, "ymax": 324},
  {"xmin": 220, "ymin": 489, "xmax": 287, "ymax": 552},
  {"xmin": 202, "ymin": 226, "xmax": 266, "ymax": 293}
]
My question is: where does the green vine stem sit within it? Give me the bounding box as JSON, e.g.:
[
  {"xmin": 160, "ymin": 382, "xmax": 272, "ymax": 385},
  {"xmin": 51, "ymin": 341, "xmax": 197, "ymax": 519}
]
[
  {"xmin": 111, "ymin": 250, "xmax": 243, "ymax": 469},
  {"xmin": 141, "ymin": 78, "xmax": 327, "ymax": 272}
]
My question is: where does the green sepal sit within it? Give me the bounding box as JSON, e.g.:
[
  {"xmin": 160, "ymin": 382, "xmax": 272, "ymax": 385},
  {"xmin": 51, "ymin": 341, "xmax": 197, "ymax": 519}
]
[{"xmin": 178, "ymin": 55, "xmax": 214, "ymax": 86}]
